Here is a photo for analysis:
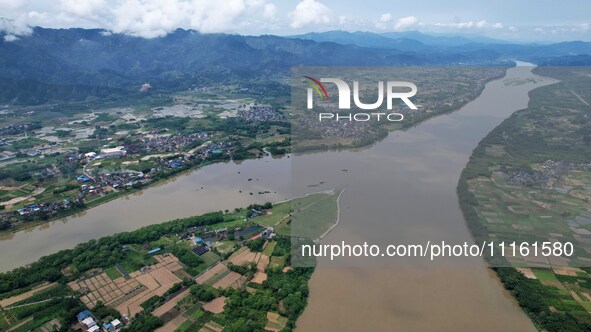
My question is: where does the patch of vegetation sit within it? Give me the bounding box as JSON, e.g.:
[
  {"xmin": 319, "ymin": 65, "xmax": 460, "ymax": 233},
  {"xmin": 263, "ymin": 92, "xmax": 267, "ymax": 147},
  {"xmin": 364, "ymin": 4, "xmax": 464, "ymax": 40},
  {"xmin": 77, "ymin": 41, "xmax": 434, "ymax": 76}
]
[{"xmin": 458, "ymin": 66, "xmax": 591, "ymax": 331}]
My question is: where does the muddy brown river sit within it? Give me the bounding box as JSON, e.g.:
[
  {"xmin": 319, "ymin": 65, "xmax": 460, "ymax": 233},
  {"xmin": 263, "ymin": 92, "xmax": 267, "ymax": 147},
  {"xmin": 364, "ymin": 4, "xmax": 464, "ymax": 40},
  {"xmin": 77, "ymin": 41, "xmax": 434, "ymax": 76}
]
[
  {"xmin": 294, "ymin": 64, "xmax": 555, "ymax": 331},
  {"xmin": 0, "ymin": 64, "xmax": 555, "ymax": 331}
]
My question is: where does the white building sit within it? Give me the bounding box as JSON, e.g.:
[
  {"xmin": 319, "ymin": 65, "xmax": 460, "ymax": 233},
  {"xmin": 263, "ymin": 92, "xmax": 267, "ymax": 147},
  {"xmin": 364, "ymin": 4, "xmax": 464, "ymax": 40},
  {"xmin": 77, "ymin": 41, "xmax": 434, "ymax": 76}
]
[
  {"xmin": 87, "ymin": 325, "xmax": 100, "ymax": 332},
  {"xmin": 111, "ymin": 319, "xmax": 122, "ymax": 329},
  {"xmin": 81, "ymin": 317, "xmax": 97, "ymax": 329},
  {"xmin": 100, "ymin": 146, "xmax": 126, "ymax": 158}
]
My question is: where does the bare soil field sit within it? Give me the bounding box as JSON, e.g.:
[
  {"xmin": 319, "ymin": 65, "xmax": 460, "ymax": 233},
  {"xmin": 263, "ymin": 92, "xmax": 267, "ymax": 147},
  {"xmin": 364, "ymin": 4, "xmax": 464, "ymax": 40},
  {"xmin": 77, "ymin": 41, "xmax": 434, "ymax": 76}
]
[
  {"xmin": 155, "ymin": 315, "xmax": 184, "ymax": 332},
  {"xmin": 251, "ymin": 271, "xmax": 267, "ymax": 284},
  {"xmin": 200, "ymin": 321, "xmax": 224, "ymax": 332},
  {"xmin": 227, "ymin": 247, "xmax": 257, "ymax": 266},
  {"xmin": 212, "ymin": 272, "xmax": 242, "ymax": 289},
  {"xmin": 115, "ymin": 265, "xmax": 182, "ymax": 316},
  {"xmin": 265, "ymin": 312, "xmax": 288, "ymax": 331},
  {"xmin": 0, "ymin": 282, "xmax": 57, "ymax": 307},
  {"xmin": 257, "ymin": 255, "xmax": 270, "ymax": 272},
  {"xmin": 68, "ymin": 272, "xmax": 142, "ymax": 309},
  {"xmin": 516, "ymin": 268, "xmax": 537, "ymax": 279},
  {"xmin": 553, "ymin": 267, "xmax": 585, "ymax": 276},
  {"xmin": 195, "ymin": 263, "xmax": 228, "ymax": 285},
  {"xmin": 152, "ymin": 288, "xmax": 191, "ymax": 318},
  {"xmin": 202, "ymin": 296, "xmax": 227, "ymax": 314},
  {"xmin": 68, "ymin": 254, "xmax": 183, "ymax": 315}
]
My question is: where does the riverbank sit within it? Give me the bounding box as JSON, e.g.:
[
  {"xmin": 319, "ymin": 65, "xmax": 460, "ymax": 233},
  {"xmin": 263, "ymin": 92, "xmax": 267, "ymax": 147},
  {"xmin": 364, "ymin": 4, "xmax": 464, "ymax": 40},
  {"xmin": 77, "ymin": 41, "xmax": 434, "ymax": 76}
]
[
  {"xmin": 0, "ymin": 157, "xmax": 226, "ymax": 236},
  {"xmin": 0, "ymin": 152, "xmax": 292, "ymax": 271},
  {"xmin": 1, "ymin": 66, "xmax": 507, "ymax": 239},
  {"xmin": 0, "ymin": 190, "xmax": 345, "ymax": 331},
  {"xmin": 457, "ymin": 66, "xmax": 591, "ymax": 330},
  {"xmin": 295, "ymin": 64, "xmax": 547, "ymax": 331}
]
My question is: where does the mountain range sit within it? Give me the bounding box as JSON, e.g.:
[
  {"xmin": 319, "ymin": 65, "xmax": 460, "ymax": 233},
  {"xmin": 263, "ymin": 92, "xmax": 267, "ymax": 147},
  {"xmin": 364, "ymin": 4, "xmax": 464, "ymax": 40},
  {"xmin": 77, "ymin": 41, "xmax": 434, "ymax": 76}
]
[{"xmin": 1, "ymin": 28, "xmax": 590, "ymax": 105}]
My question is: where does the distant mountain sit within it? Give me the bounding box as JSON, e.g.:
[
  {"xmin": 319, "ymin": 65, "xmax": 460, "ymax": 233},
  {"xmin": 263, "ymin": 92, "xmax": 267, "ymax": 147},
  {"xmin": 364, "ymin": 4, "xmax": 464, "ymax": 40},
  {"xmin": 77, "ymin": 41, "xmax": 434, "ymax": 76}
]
[
  {"xmin": 0, "ymin": 27, "xmax": 510, "ymax": 105},
  {"xmin": 286, "ymin": 31, "xmax": 430, "ymax": 51},
  {"xmin": 379, "ymin": 31, "xmax": 507, "ymax": 46},
  {"xmin": 535, "ymin": 54, "xmax": 591, "ymax": 66},
  {"xmin": 288, "ymin": 30, "xmax": 507, "ymax": 49},
  {"xmin": 288, "ymin": 30, "xmax": 591, "ymax": 64},
  {"xmin": 0, "ymin": 27, "xmax": 589, "ymax": 105}
]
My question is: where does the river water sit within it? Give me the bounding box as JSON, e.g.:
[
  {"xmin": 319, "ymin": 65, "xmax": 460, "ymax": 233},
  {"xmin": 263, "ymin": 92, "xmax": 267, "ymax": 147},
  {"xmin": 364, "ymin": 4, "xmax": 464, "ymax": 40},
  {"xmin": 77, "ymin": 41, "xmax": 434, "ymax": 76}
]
[
  {"xmin": 0, "ymin": 64, "xmax": 554, "ymax": 330},
  {"xmin": 294, "ymin": 64, "xmax": 556, "ymax": 331},
  {"xmin": 0, "ymin": 156, "xmax": 291, "ymax": 271}
]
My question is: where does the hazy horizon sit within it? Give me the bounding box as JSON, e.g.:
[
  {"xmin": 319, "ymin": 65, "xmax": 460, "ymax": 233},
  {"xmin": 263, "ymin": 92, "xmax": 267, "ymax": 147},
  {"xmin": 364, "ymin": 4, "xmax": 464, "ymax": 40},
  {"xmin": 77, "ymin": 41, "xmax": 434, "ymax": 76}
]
[{"xmin": 0, "ymin": 0, "xmax": 589, "ymax": 43}]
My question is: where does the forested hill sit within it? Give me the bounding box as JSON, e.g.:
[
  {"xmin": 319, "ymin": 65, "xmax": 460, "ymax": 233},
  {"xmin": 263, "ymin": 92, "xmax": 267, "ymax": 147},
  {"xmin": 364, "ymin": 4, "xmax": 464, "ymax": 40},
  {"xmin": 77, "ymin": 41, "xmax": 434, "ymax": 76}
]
[{"xmin": 1, "ymin": 27, "xmax": 590, "ymax": 105}]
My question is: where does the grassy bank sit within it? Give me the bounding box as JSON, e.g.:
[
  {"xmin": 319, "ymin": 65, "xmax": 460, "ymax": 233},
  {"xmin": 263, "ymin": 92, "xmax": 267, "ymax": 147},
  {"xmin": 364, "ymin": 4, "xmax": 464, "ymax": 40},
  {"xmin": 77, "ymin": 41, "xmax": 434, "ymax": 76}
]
[{"xmin": 458, "ymin": 66, "xmax": 591, "ymax": 331}]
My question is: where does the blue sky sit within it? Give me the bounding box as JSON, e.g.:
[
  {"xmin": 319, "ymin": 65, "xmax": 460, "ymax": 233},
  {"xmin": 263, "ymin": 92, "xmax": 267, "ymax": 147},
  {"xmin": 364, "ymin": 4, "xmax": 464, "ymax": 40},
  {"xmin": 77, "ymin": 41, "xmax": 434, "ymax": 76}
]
[{"xmin": 0, "ymin": 0, "xmax": 589, "ymax": 42}]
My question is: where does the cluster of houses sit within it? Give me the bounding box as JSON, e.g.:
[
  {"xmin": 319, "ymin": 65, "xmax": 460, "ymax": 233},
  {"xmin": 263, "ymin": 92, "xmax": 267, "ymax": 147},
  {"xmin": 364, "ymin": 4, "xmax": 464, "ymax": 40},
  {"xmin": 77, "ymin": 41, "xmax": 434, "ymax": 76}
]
[
  {"xmin": 0, "ymin": 142, "xmax": 57, "ymax": 161},
  {"xmin": 502, "ymin": 160, "xmax": 577, "ymax": 188},
  {"xmin": 0, "ymin": 121, "xmax": 56, "ymax": 159},
  {"xmin": 0, "ymin": 122, "xmax": 41, "ymax": 136},
  {"xmin": 77, "ymin": 310, "xmax": 123, "ymax": 332},
  {"xmin": 189, "ymin": 225, "xmax": 275, "ymax": 255},
  {"xmin": 237, "ymin": 105, "xmax": 284, "ymax": 123},
  {"xmin": 182, "ymin": 207, "xmax": 276, "ymax": 253},
  {"xmin": 297, "ymin": 106, "xmax": 374, "ymax": 139},
  {"xmin": 126, "ymin": 132, "xmax": 208, "ymax": 154},
  {"xmin": 0, "ymin": 150, "xmax": 17, "ymax": 161},
  {"xmin": 1, "ymin": 132, "xmax": 235, "ymax": 228},
  {"xmin": 16, "ymin": 199, "xmax": 71, "ymax": 217},
  {"xmin": 76, "ymin": 171, "xmax": 147, "ymax": 197}
]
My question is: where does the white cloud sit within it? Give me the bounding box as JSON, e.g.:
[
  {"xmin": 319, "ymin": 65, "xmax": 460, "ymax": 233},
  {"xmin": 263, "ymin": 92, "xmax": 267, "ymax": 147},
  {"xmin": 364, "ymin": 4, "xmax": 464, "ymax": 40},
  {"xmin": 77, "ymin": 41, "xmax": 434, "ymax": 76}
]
[
  {"xmin": 574, "ymin": 23, "xmax": 589, "ymax": 32},
  {"xmin": 394, "ymin": 16, "xmax": 419, "ymax": 31},
  {"xmin": 188, "ymin": 0, "xmax": 249, "ymax": 34},
  {"xmin": 107, "ymin": 0, "xmax": 279, "ymax": 38},
  {"xmin": 379, "ymin": 13, "xmax": 392, "ymax": 23},
  {"xmin": 289, "ymin": 0, "xmax": 331, "ymax": 29},
  {"xmin": 0, "ymin": 0, "xmax": 26, "ymax": 10},
  {"xmin": 109, "ymin": 0, "xmax": 187, "ymax": 38},
  {"xmin": 0, "ymin": 0, "xmax": 280, "ymax": 38},
  {"xmin": 433, "ymin": 20, "xmax": 489, "ymax": 29},
  {"xmin": 374, "ymin": 12, "xmax": 392, "ymax": 30},
  {"xmin": 3, "ymin": 34, "xmax": 19, "ymax": 41},
  {"xmin": 263, "ymin": 3, "xmax": 277, "ymax": 19},
  {"xmin": 0, "ymin": 17, "xmax": 33, "ymax": 36},
  {"xmin": 60, "ymin": 0, "xmax": 108, "ymax": 18},
  {"xmin": 337, "ymin": 15, "xmax": 348, "ymax": 26},
  {"xmin": 0, "ymin": 1, "xmax": 587, "ymax": 42}
]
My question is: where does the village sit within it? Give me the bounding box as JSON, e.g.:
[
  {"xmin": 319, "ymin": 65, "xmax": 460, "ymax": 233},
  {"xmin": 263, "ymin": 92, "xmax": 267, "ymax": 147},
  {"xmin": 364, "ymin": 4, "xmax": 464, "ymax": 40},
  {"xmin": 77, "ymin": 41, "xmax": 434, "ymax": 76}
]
[
  {"xmin": 292, "ymin": 67, "xmax": 505, "ymax": 147},
  {"xmin": 0, "ymin": 190, "xmax": 342, "ymax": 332},
  {"xmin": 501, "ymin": 160, "xmax": 591, "ymax": 189},
  {"xmin": 0, "ymin": 92, "xmax": 289, "ymax": 231},
  {"xmin": 0, "ymin": 137, "xmax": 235, "ymax": 223}
]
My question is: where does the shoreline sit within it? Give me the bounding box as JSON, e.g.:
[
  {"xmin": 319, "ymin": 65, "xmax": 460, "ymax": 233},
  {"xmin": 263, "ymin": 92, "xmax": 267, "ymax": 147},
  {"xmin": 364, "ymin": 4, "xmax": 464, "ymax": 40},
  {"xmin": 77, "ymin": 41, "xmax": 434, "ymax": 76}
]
[
  {"xmin": 318, "ymin": 189, "xmax": 345, "ymax": 240},
  {"xmin": 0, "ymin": 67, "xmax": 508, "ymax": 247},
  {"xmin": 0, "ymin": 157, "xmax": 226, "ymax": 237}
]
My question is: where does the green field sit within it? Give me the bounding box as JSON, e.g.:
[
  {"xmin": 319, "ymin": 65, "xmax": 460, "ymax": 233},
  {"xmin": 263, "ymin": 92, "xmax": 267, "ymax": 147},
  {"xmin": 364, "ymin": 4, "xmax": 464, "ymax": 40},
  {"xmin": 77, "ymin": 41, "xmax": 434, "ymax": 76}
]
[
  {"xmin": 291, "ymin": 190, "xmax": 342, "ymax": 239},
  {"xmin": 532, "ymin": 269, "xmax": 560, "ymax": 282},
  {"xmin": 104, "ymin": 266, "xmax": 122, "ymax": 280},
  {"xmin": 458, "ymin": 66, "xmax": 591, "ymax": 330},
  {"xmin": 119, "ymin": 249, "xmax": 158, "ymax": 273},
  {"xmin": 263, "ymin": 241, "xmax": 277, "ymax": 256},
  {"xmin": 253, "ymin": 201, "xmax": 291, "ymax": 227},
  {"xmin": 269, "ymin": 256, "xmax": 286, "ymax": 269},
  {"xmin": 0, "ymin": 196, "xmax": 314, "ymax": 332}
]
